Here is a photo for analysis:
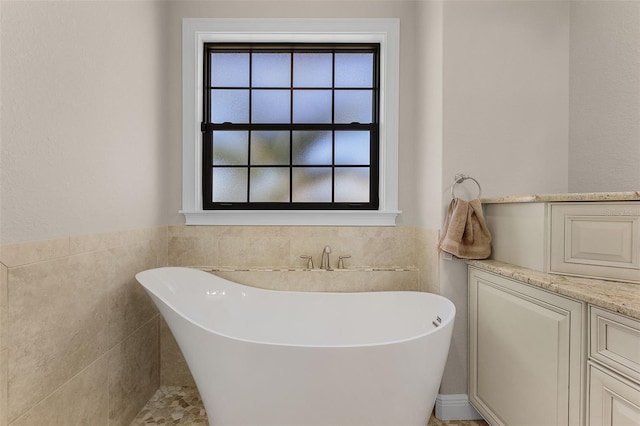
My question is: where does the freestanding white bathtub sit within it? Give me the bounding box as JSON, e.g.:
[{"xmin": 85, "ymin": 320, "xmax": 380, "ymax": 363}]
[{"xmin": 136, "ymin": 267, "xmax": 455, "ymax": 426}]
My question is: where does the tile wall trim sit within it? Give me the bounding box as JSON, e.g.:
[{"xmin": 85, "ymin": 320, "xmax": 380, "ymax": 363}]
[{"xmin": 201, "ymin": 266, "xmax": 419, "ymax": 272}]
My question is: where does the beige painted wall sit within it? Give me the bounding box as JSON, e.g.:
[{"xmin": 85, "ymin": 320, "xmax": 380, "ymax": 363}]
[
  {"xmin": 414, "ymin": 0, "xmax": 444, "ymax": 230},
  {"xmin": 440, "ymin": 0, "xmax": 571, "ymax": 395},
  {"xmin": 0, "ymin": 3, "xmax": 171, "ymax": 424},
  {"xmin": 162, "ymin": 0, "xmax": 427, "ymax": 227},
  {"xmin": 569, "ymin": 0, "xmax": 640, "ymax": 193},
  {"xmin": 443, "ymin": 0, "xmax": 570, "ymax": 200},
  {"xmin": 0, "ymin": 0, "xmax": 173, "ymax": 244},
  {"xmin": 0, "ymin": 0, "xmax": 441, "ymax": 240}
]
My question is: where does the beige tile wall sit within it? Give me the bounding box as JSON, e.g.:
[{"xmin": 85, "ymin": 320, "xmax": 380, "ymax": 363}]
[
  {"xmin": 417, "ymin": 228, "xmax": 441, "ymax": 294},
  {"xmin": 0, "ymin": 263, "xmax": 7, "ymax": 426},
  {"xmin": 212, "ymin": 269, "xmax": 420, "ymax": 292},
  {"xmin": 168, "ymin": 225, "xmax": 418, "ymax": 269},
  {"xmin": 159, "ymin": 319, "xmax": 196, "ymax": 388},
  {"xmin": 0, "ymin": 224, "xmax": 440, "ymax": 413},
  {"xmin": 167, "ymin": 225, "xmax": 439, "ymax": 293},
  {"xmin": 0, "ymin": 227, "xmax": 167, "ymax": 426}
]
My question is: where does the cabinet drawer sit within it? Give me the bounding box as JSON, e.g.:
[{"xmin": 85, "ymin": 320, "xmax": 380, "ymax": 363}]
[
  {"xmin": 588, "ymin": 362, "xmax": 640, "ymax": 426},
  {"xmin": 549, "ymin": 202, "xmax": 640, "ymax": 283},
  {"xmin": 590, "ymin": 306, "xmax": 640, "ymax": 383}
]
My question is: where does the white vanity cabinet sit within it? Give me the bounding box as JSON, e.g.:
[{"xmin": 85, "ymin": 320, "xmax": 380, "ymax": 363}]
[
  {"xmin": 468, "ymin": 267, "xmax": 586, "ymax": 426},
  {"xmin": 484, "ymin": 199, "xmax": 640, "ymax": 284},
  {"xmin": 587, "ymin": 306, "xmax": 640, "ymax": 426}
]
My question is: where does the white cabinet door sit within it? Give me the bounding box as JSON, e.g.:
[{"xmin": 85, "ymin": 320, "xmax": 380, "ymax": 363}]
[
  {"xmin": 469, "ymin": 267, "xmax": 585, "ymax": 426},
  {"xmin": 588, "ymin": 362, "xmax": 640, "ymax": 426}
]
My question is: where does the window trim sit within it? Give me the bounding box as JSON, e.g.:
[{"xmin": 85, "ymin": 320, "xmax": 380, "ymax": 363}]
[{"xmin": 181, "ymin": 18, "xmax": 400, "ymax": 226}]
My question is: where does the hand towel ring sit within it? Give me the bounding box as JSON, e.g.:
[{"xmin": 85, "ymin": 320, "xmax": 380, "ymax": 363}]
[{"xmin": 451, "ymin": 173, "xmax": 482, "ymax": 200}]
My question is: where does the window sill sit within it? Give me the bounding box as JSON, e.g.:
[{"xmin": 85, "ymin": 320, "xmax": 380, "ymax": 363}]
[{"xmin": 181, "ymin": 210, "xmax": 400, "ymax": 226}]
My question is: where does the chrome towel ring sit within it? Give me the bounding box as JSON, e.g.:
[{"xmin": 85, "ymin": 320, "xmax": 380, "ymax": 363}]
[{"xmin": 451, "ymin": 173, "xmax": 482, "ymax": 200}]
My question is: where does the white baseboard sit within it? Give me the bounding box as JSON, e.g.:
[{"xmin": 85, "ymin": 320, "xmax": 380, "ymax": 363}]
[{"xmin": 435, "ymin": 394, "xmax": 483, "ymax": 421}]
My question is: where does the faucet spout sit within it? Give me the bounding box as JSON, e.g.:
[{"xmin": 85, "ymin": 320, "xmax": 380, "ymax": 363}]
[{"xmin": 321, "ymin": 245, "xmax": 332, "ymax": 270}]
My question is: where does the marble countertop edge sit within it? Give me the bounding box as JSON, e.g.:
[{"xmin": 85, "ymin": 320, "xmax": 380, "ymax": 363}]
[
  {"xmin": 467, "ymin": 259, "xmax": 640, "ymax": 321},
  {"xmin": 481, "ymin": 191, "xmax": 640, "ymax": 204}
]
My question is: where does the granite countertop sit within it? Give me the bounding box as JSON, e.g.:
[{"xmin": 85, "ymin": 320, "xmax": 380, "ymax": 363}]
[
  {"xmin": 467, "ymin": 259, "xmax": 640, "ymax": 321},
  {"xmin": 481, "ymin": 191, "xmax": 640, "ymax": 204}
]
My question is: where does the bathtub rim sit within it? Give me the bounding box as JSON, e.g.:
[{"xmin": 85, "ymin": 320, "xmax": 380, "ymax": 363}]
[{"xmin": 137, "ymin": 266, "xmax": 456, "ymax": 349}]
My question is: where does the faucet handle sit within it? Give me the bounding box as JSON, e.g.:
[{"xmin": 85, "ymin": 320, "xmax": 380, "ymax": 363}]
[
  {"xmin": 300, "ymin": 255, "xmax": 314, "ymax": 269},
  {"xmin": 337, "ymin": 255, "xmax": 351, "ymax": 269}
]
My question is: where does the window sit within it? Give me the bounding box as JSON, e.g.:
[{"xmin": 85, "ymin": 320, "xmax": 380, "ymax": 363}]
[
  {"xmin": 182, "ymin": 19, "xmax": 399, "ymax": 225},
  {"xmin": 203, "ymin": 44, "xmax": 380, "ymax": 210}
]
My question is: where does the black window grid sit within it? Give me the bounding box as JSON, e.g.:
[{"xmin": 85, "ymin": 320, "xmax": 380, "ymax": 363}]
[{"xmin": 202, "ymin": 43, "xmax": 380, "ymax": 210}]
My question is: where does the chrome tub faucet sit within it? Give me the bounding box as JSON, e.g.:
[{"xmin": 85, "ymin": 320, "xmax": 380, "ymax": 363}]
[{"xmin": 321, "ymin": 245, "xmax": 332, "ymax": 270}]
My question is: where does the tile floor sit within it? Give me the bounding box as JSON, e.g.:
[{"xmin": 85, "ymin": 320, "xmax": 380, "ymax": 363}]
[{"xmin": 131, "ymin": 386, "xmax": 489, "ymax": 426}]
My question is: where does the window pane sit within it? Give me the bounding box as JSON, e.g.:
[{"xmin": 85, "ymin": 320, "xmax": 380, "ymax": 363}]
[
  {"xmin": 252, "ymin": 90, "xmax": 290, "ymax": 123},
  {"xmin": 335, "ymin": 131, "xmax": 369, "ymax": 165},
  {"xmin": 335, "ymin": 167, "xmax": 369, "ymax": 202},
  {"xmin": 250, "ymin": 168, "xmax": 290, "ymax": 202},
  {"xmin": 210, "ymin": 53, "xmax": 249, "ymax": 87},
  {"xmin": 252, "ymin": 53, "xmax": 291, "ymax": 87},
  {"xmin": 211, "ymin": 89, "xmax": 249, "ymax": 123},
  {"xmin": 293, "ymin": 90, "xmax": 332, "ymax": 123},
  {"xmin": 292, "ymin": 167, "xmax": 332, "ymax": 202},
  {"xmin": 204, "ymin": 43, "xmax": 380, "ymax": 210},
  {"xmin": 293, "ymin": 53, "xmax": 333, "ymax": 87},
  {"xmin": 212, "ymin": 168, "xmax": 247, "ymax": 202},
  {"xmin": 292, "ymin": 131, "xmax": 332, "ymax": 165},
  {"xmin": 334, "ymin": 90, "xmax": 372, "ymax": 123},
  {"xmin": 251, "ymin": 131, "xmax": 290, "ymax": 165},
  {"xmin": 335, "ymin": 53, "xmax": 373, "ymax": 88},
  {"xmin": 213, "ymin": 131, "xmax": 248, "ymax": 165}
]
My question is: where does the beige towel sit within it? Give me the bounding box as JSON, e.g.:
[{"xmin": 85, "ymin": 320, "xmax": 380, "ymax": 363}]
[{"xmin": 438, "ymin": 198, "xmax": 492, "ymax": 259}]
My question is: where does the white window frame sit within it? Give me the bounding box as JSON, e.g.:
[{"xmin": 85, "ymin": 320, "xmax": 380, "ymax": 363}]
[{"xmin": 181, "ymin": 18, "xmax": 400, "ymax": 226}]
